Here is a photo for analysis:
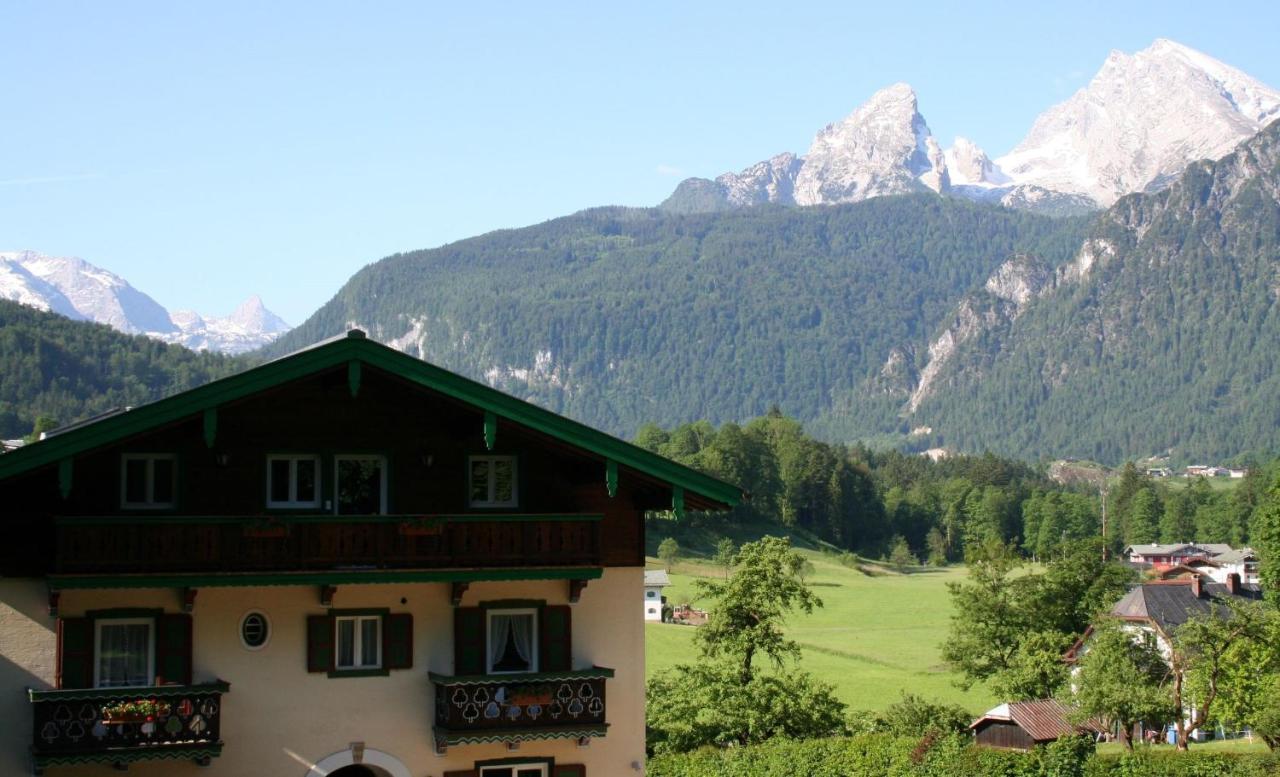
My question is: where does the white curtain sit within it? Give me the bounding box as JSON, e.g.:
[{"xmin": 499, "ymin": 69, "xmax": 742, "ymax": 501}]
[
  {"xmin": 98, "ymin": 623, "xmax": 150, "ymax": 687},
  {"xmin": 490, "ymin": 614, "xmax": 534, "ymax": 671}
]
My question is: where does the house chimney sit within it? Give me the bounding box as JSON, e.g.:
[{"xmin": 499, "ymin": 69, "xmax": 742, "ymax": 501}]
[
  {"xmin": 1190, "ymin": 574, "xmax": 1202, "ymax": 599},
  {"xmin": 1227, "ymin": 572, "xmax": 1240, "ymax": 595}
]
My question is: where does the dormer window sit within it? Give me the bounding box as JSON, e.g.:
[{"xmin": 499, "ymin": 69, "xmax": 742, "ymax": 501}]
[
  {"xmin": 267, "ymin": 455, "xmax": 320, "ymax": 508},
  {"xmin": 120, "ymin": 454, "xmax": 176, "ymax": 509},
  {"xmin": 469, "ymin": 456, "xmax": 517, "ymax": 508}
]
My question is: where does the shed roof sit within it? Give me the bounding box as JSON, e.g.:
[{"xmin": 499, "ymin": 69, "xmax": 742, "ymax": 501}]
[{"xmin": 970, "ymin": 699, "xmax": 1098, "ymax": 741}]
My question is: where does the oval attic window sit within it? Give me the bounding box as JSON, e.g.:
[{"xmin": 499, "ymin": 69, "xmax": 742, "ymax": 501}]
[{"xmin": 240, "ymin": 611, "xmax": 270, "ymax": 650}]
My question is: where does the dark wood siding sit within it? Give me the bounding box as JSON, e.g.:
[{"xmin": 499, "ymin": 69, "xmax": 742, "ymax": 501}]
[
  {"xmin": 2, "ymin": 364, "xmax": 666, "ymax": 574},
  {"xmin": 974, "ymin": 720, "xmax": 1035, "ymax": 750}
]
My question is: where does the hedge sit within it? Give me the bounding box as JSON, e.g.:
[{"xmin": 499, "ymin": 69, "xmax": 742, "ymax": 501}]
[{"xmin": 647, "ymin": 734, "xmax": 1280, "ymax": 777}]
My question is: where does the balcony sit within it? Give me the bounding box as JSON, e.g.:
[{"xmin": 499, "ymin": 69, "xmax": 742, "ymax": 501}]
[
  {"xmin": 429, "ymin": 667, "xmax": 612, "ymax": 748},
  {"xmin": 29, "ymin": 681, "xmax": 229, "ymax": 772},
  {"xmin": 53, "ymin": 514, "xmax": 602, "ymax": 575}
]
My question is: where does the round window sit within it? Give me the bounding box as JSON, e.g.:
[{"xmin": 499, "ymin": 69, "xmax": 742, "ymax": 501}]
[{"xmin": 240, "ymin": 611, "xmax": 270, "ymax": 650}]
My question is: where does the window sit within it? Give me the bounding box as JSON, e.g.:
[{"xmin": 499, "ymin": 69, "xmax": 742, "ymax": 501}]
[
  {"xmin": 646, "ymin": 590, "xmax": 657, "ymax": 598},
  {"xmin": 267, "ymin": 455, "xmax": 320, "ymax": 508},
  {"xmin": 335, "ymin": 615, "xmax": 381, "ymax": 670},
  {"xmin": 94, "ymin": 618, "xmax": 154, "ymax": 688},
  {"xmin": 469, "ymin": 455, "xmax": 517, "ymax": 507},
  {"xmin": 479, "ymin": 764, "xmax": 548, "ymax": 777},
  {"xmin": 240, "ymin": 611, "xmax": 271, "ymax": 650},
  {"xmin": 121, "ymin": 454, "xmax": 176, "ymax": 509},
  {"xmin": 335, "ymin": 456, "xmax": 386, "ymax": 515},
  {"xmin": 486, "ymin": 609, "xmax": 537, "ymax": 674}
]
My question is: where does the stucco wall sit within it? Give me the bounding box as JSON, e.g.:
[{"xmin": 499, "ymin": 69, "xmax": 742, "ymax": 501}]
[
  {"xmin": 0, "ymin": 579, "xmax": 58, "ymax": 777},
  {"xmin": 6, "ymin": 568, "xmax": 643, "ymax": 777}
]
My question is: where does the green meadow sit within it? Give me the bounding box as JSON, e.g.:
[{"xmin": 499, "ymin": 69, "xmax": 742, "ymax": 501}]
[{"xmin": 644, "ymin": 549, "xmax": 1000, "ymax": 716}]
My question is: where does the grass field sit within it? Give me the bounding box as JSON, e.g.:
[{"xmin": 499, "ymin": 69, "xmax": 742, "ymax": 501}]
[{"xmin": 644, "ymin": 548, "xmax": 1000, "ymax": 716}]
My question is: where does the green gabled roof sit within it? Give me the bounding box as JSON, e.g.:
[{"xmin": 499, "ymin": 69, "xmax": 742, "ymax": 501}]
[{"xmin": 0, "ymin": 330, "xmax": 741, "ymax": 507}]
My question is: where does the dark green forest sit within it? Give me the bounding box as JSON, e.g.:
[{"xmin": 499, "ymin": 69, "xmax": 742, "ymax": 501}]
[
  {"xmin": 267, "ymin": 196, "xmax": 1088, "ymax": 444},
  {"xmin": 0, "ymin": 299, "xmax": 246, "ymax": 438}
]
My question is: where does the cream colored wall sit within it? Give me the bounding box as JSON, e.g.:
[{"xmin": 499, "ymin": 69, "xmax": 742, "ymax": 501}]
[
  {"xmin": 27, "ymin": 567, "xmax": 644, "ymax": 777},
  {"xmin": 0, "ymin": 579, "xmax": 58, "ymax": 777}
]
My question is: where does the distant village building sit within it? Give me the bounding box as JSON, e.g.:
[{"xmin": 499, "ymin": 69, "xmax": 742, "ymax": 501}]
[
  {"xmin": 1121, "ymin": 543, "xmax": 1258, "ymax": 584},
  {"xmin": 643, "ymin": 569, "xmax": 670, "ymax": 622},
  {"xmin": 970, "ymin": 699, "xmax": 1101, "ymax": 750}
]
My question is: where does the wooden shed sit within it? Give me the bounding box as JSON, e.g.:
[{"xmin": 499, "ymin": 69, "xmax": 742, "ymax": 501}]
[{"xmin": 970, "ymin": 699, "xmax": 1096, "ymax": 750}]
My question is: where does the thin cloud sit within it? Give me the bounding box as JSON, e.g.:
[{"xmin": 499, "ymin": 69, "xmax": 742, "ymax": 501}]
[
  {"xmin": 655, "ymin": 163, "xmax": 685, "ymax": 178},
  {"xmin": 0, "ymin": 173, "xmax": 99, "ymax": 186}
]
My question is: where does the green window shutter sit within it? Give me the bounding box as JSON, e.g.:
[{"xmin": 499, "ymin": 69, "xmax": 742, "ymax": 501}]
[
  {"xmin": 306, "ymin": 614, "xmax": 335, "ymax": 673},
  {"xmin": 454, "ymin": 607, "xmax": 485, "ymax": 675},
  {"xmin": 442, "ymin": 771, "xmax": 477, "ymax": 777},
  {"xmin": 57, "ymin": 617, "xmax": 95, "ymax": 689},
  {"xmin": 155, "ymin": 613, "xmax": 193, "ymax": 685},
  {"xmin": 553, "ymin": 765, "xmax": 586, "ymax": 777},
  {"xmin": 383, "ymin": 613, "xmax": 413, "ymax": 670},
  {"xmin": 539, "ymin": 605, "xmax": 572, "ymax": 672}
]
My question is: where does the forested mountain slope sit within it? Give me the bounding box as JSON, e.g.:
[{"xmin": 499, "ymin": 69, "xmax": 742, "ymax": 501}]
[
  {"xmin": 267, "ymin": 197, "xmax": 1087, "ymax": 441},
  {"xmin": 0, "ymin": 299, "xmax": 245, "ymax": 438},
  {"xmin": 914, "ymin": 120, "xmax": 1280, "ymax": 461}
]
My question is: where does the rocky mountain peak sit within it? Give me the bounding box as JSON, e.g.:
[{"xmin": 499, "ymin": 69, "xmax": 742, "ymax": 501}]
[
  {"xmin": 944, "ymin": 137, "xmax": 1007, "ymax": 187},
  {"xmin": 227, "ymin": 294, "xmax": 290, "ymax": 334}
]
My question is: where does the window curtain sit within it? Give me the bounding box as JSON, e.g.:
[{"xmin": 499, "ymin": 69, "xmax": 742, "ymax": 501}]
[
  {"xmin": 489, "ymin": 613, "xmax": 534, "ymax": 670},
  {"xmin": 98, "ymin": 623, "xmax": 150, "ymax": 687}
]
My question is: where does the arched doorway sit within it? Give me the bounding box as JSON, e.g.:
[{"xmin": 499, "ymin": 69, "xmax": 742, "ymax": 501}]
[
  {"xmin": 305, "ymin": 747, "xmax": 411, "ymax": 777},
  {"xmin": 329, "ymin": 767, "xmax": 391, "ymax": 777}
]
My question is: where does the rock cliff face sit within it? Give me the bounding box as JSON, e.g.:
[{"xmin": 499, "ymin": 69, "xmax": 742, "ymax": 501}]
[{"xmin": 662, "ymin": 39, "xmax": 1280, "ymax": 216}]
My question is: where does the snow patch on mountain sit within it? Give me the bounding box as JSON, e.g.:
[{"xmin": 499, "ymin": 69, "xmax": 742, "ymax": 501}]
[{"xmin": 0, "ymin": 250, "xmax": 289, "ymax": 354}]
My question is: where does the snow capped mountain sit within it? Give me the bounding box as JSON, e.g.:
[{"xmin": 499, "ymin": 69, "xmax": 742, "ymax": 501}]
[
  {"xmin": 662, "ymin": 39, "xmax": 1280, "ymax": 215},
  {"xmin": 996, "ymin": 38, "xmax": 1280, "ymax": 207},
  {"xmin": 0, "ymin": 250, "xmax": 289, "ymax": 354},
  {"xmin": 661, "ymin": 83, "xmax": 948, "ymax": 212}
]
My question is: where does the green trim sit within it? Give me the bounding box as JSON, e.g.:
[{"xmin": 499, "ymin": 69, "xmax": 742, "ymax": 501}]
[
  {"xmin": 54, "ymin": 512, "xmax": 604, "ymax": 525},
  {"xmin": 606, "ymin": 459, "xmax": 618, "ymax": 498},
  {"xmin": 202, "ymin": 408, "xmax": 217, "ymax": 448},
  {"xmin": 348, "ymin": 359, "xmax": 362, "ymax": 397},
  {"xmin": 85, "ymin": 607, "xmax": 164, "ymax": 619},
  {"xmin": 32, "ymin": 743, "xmax": 224, "ymax": 768},
  {"xmin": 49, "ymin": 566, "xmax": 604, "ymax": 590},
  {"xmin": 428, "ymin": 666, "xmax": 615, "ymax": 685},
  {"xmin": 484, "ymin": 410, "xmax": 498, "ymax": 451},
  {"xmin": 435, "ymin": 724, "xmax": 608, "ymax": 746},
  {"xmin": 0, "ymin": 331, "xmax": 740, "ymax": 506},
  {"xmin": 29, "ymin": 680, "xmax": 230, "ymax": 702},
  {"xmin": 58, "ymin": 457, "xmax": 73, "ymax": 500},
  {"xmin": 479, "ymin": 599, "xmax": 546, "ymax": 610},
  {"xmin": 327, "ymin": 607, "xmax": 391, "ymax": 617},
  {"xmin": 326, "ymin": 667, "xmax": 391, "ymax": 678}
]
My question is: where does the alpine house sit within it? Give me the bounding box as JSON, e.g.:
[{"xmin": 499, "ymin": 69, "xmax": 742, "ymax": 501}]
[{"xmin": 0, "ymin": 329, "xmax": 741, "ymax": 777}]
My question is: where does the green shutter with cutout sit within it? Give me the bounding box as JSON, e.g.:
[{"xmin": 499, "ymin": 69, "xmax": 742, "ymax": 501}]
[
  {"xmin": 306, "ymin": 614, "xmax": 335, "ymax": 673},
  {"xmin": 539, "ymin": 605, "xmax": 572, "ymax": 672},
  {"xmin": 57, "ymin": 617, "xmax": 95, "ymax": 689},
  {"xmin": 383, "ymin": 613, "xmax": 413, "ymax": 670},
  {"xmin": 454, "ymin": 607, "xmax": 485, "ymax": 675}
]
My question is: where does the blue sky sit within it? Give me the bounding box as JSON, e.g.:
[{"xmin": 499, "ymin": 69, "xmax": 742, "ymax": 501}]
[{"xmin": 2, "ymin": 1, "xmax": 1278, "ymax": 324}]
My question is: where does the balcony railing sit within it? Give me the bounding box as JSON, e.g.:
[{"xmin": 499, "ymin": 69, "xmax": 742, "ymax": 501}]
[
  {"xmin": 429, "ymin": 667, "xmax": 612, "ymax": 747},
  {"xmin": 29, "ymin": 681, "xmax": 228, "ymax": 771},
  {"xmin": 53, "ymin": 514, "xmax": 601, "ymax": 575}
]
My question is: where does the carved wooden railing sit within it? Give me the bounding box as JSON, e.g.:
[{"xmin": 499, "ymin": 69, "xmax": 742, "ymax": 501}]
[
  {"xmin": 429, "ymin": 668, "xmax": 611, "ymax": 746},
  {"xmin": 29, "ymin": 681, "xmax": 228, "ymax": 770},
  {"xmin": 53, "ymin": 515, "xmax": 601, "ymax": 574}
]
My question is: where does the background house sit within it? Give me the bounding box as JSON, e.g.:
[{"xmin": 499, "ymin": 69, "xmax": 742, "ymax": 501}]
[{"xmin": 642, "ymin": 570, "xmax": 669, "ymax": 622}]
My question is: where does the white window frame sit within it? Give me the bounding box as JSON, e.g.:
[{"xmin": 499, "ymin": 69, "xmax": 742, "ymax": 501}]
[
  {"xmin": 120, "ymin": 454, "xmax": 176, "ymax": 509},
  {"xmin": 334, "ymin": 614, "xmax": 382, "ymax": 670},
  {"xmin": 93, "ymin": 617, "xmax": 155, "ymax": 689},
  {"xmin": 485, "ymin": 607, "xmax": 538, "ymax": 675},
  {"xmin": 333, "ymin": 455, "xmax": 388, "ymax": 515},
  {"xmin": 468, "ymin": 455, "xmax": 518, "ymax": 508},
  {"xmin": 479, "ymin": 763, "xmax": 548, "ymax": 777},
  {"xmin": 266, "ymin": 455, "xmax": 321, "ymax": 508}
]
